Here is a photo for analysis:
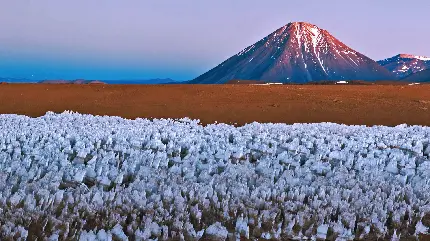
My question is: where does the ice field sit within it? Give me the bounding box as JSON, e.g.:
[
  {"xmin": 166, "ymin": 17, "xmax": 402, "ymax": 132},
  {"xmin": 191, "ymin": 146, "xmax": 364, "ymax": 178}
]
[{"xmin": 0, "ymin": 112, "xmax": 430, "ymax": 240}]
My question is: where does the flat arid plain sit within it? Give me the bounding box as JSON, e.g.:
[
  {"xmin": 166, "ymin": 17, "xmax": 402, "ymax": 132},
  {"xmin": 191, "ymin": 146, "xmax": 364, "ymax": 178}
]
[{"xmin": 1, "ymin": 83, "xmax": 430, "ymax": 126}]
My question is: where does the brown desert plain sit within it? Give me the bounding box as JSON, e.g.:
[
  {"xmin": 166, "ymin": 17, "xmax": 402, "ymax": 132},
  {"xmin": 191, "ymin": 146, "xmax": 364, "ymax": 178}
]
[{"xmin": 0, "ymin": 83, "xmax": 430, "ymax": 126}]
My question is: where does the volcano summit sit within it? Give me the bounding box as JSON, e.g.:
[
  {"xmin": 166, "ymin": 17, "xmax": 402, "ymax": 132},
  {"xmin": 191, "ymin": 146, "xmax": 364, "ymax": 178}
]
[{"xmin": 191, "ymin": 22, "xmax": 394, "ymax": 84}]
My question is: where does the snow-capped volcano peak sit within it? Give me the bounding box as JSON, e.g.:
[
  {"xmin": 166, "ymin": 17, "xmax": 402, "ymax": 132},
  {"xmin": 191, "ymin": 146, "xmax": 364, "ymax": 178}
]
[
  {"xmin": 288, "ymin": 21, "xmax": 321, "ymax": 32},
  {"xmin": 378, "ymin": 54, "xmax": 430, "ymax": 79},
  {"xmin": 289, "ymin": 21, "xmax": 320, "ymax": 32},
  {"xmin": 191, "ymin": 22, "xmax": 394, "ymax": 84},
  {"xmin": 398, "ymin": 54, "xmax": 430, "ymax": 61},
  {"xmin": 289, "ymin": 22, "xmax": 323, "ymax": 48}
]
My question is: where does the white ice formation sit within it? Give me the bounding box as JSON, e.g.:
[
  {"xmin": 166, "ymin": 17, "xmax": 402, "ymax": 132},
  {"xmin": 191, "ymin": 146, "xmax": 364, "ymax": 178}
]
[{"xmin": 0, "ymin": 112, "xmax": 430, "ymax": 240}]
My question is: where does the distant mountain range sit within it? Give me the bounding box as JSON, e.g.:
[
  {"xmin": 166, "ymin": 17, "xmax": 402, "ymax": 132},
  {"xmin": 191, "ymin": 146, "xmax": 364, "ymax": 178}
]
[
  {"xmin": 39, "ymin": 79, "xmax": 105, "ymax": 84},
  {"xmin": 377, "ymin": 54, "xmax": 430, "ymax": 79},
  {"xmin": 190, "ymin": 22, "xmax": 395, "ymax": 84},
  {"xmin": 103, "ymin": 78, "xmax": 179, "ymax": 84},
  {"xmin": 39, "ymin": 78, "xmax": 182, "ymax": 84},
  {"xmin": 1, "ymin": 78, "xmax": 182, "ymax": 84},
  {"xmin": 0, "ymin": 78, "xmax": 38, "ymax": 83}
]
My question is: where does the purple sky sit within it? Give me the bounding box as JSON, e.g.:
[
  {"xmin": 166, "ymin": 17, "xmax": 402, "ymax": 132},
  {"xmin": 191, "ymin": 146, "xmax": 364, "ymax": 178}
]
[{"xmin": 0, "ymin": 0, "xmax": 428, "ymax": 80}]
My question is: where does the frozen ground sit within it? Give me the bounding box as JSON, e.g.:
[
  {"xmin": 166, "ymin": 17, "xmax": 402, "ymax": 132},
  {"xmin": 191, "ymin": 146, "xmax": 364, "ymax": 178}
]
[{"xmin": 0, "ymin": 112, "xmax": 430, "ymax": 240}]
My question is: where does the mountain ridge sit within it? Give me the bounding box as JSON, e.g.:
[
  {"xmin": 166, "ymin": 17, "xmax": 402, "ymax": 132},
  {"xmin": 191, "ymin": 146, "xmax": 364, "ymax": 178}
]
[{"xmin": 377, "ymin": 54, "xmax": 430, "ymax": 79}]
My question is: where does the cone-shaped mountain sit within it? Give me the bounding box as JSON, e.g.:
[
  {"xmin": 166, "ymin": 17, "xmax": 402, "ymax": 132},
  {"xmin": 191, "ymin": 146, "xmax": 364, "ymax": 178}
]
[{"xmin": 191, "ymin": 22, "xmax": 395, "ymax": 83}]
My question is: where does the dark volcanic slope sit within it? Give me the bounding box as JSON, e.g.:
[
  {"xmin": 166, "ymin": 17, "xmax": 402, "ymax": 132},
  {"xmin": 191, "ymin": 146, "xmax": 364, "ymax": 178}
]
[
  {"xmin": 191, "ymin": 22, "xmax": 395, "ymax": 84},
  {"xmin": 378, "ymin": 54, "xmax": 430, "ymax": 79},
  {"xmin": 403, "ymin": 69, "xmax": 430, "ymax": 82}
]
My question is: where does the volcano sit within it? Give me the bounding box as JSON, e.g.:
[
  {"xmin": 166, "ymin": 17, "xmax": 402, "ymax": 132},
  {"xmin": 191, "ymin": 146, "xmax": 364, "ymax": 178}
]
[
  {"xmin": 190, "ymin": 22, "xmax": 395, "ymax": 84},
  {"xmin": 377, "ymin": 54, "xmax": 430, "ymax": 79}
]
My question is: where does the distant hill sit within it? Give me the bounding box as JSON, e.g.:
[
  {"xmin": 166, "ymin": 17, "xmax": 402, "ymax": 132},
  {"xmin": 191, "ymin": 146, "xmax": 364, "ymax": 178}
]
[
  {"xmin": 190, "ymin": 22, "xmax": 395, "ymax": 84},
  {"xmin": 39, "ymin": 80, "xmax": 70, "ymax": 84},
  {"xmin": 104, "ymin": 78, "xmax": 180, "ymax": 84},
  {"xmin": 377, "ymin": 54, "xmax": 430, "ymax": 79},
  {"xmin": 39, "ymin": 79, "xmax": 106, "ymax": 84},
  {"xmin": 2, "ymin": 78, "xmax": 181, "ymax": 84},
  {"xmin": 0, "ymin": 78, "xmax": 38, "ymax": 83}
]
